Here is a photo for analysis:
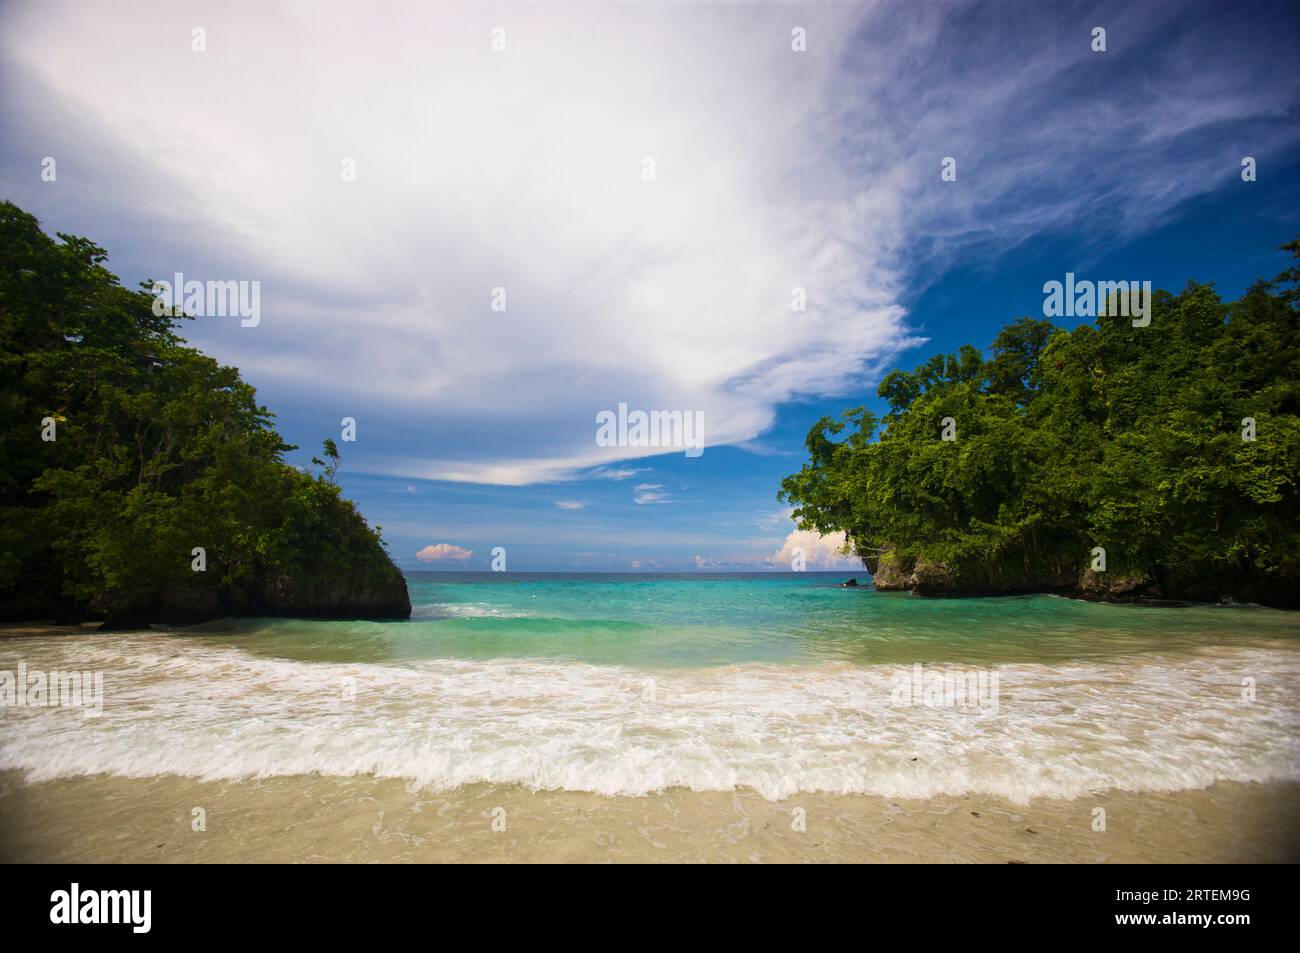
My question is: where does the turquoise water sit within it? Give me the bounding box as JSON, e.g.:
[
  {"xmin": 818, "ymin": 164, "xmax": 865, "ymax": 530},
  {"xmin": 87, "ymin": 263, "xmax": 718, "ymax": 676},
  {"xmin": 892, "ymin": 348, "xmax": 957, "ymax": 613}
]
[
  {"xmin": 180, "ymin": 571, "xmax": 1300, "ymax": 668},
  {"xmin": 5, "ymin": 573, "xmax": 1298, "ymax": 800}
]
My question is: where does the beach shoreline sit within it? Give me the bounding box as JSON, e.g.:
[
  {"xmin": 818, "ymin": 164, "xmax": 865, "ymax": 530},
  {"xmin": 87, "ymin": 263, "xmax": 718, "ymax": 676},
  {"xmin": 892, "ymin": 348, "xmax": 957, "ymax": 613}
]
[
  {"xmin": 4, "ymin": 586, "xmax": 1298, "ymax": 864},
  {"xmin": 2, "ymin": 771, "xmax": 1297, "ymax": 863}
]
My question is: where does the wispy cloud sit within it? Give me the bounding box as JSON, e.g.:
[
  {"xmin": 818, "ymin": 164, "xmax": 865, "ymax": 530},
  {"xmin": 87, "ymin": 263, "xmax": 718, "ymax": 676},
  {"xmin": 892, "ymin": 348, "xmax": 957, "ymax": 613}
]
[
  {"xmin": 587, "ymin": 466, "xmax": 651, "ymax": 482},
  {"xmin": 633, "ymin": 483, "xmax": 672, "ymax": 505},
  {"xmin": 0, "ymin": 1, "xmax": 913, "ymax": 486},
  {"xmin": 2, "ymin": 0, "xmax": 1294, "ymax": 493},
  {"xmin": 554, "ymin": 500, "xmax": 586, "ymax": 510},
  {"xmin": 755, "ymin": 509, "xmax": 794, "ymax": 531}
]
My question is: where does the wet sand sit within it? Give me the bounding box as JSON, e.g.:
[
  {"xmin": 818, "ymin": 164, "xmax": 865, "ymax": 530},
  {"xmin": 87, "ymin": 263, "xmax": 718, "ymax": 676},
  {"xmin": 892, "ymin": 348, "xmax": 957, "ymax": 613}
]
[{"xmin": 2, "ymin": 771, "xmax": 1296, "ymax": 863}]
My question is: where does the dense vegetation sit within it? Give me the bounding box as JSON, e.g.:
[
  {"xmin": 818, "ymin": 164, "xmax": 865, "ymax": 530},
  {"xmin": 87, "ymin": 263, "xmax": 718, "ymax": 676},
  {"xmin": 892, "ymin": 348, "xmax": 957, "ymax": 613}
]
[
  {"xmin": 781, "ymin": 244, "xmax": 1300, "ymax": 607},
  {"xmin": 0, "ymin": 201, "xmax": 409, "ymax": 625}
]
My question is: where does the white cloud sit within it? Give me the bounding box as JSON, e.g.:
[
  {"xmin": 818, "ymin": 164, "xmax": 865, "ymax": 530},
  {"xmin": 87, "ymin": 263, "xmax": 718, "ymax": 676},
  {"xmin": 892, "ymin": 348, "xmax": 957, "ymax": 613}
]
[
  {"xmin": 633, "ymin": 483, "xmax": 671, "ymax": 505},
  {"xmin": 4, "ymin": 2, "xmax": 1292, "ymax": 489},
  {"xmin": 554, "ymin": 501, "xmax": 586, "ymax": 510},
  {"xmin": 770, "ymin": 528, "xmax": 860, "ymax": 570},
  {"xmin": 415, "ymin": 543, "xmax": 474, "ymax": 562},
  {"xmin": 0, "ymin": 1, "xmax": 914, "ymax": 486},
  {"xmin": 587, "ymin": 467, "xmax": 651, "ymax": 482},
  {"xmin": 756, "ymin": 509, "xmax": 794, "ymax": 531}
]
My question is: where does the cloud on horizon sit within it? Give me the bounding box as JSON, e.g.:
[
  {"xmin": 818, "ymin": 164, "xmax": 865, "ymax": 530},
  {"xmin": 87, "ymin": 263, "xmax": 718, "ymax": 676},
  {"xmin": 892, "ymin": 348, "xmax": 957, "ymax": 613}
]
[
  {"xmin": 415, "ymin": 543, "xmax": 475, "ymax": 562},
  {"xmin": 770, "ymin": 528, "xmax": 859, "ymax": 571}
]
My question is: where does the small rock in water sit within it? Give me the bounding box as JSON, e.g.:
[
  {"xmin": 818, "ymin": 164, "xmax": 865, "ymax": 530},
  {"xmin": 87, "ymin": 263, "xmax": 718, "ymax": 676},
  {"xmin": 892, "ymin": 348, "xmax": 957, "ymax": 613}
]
[{"xmin": 842, "ymin": 578, "xmax": 860, "ymax": 587}]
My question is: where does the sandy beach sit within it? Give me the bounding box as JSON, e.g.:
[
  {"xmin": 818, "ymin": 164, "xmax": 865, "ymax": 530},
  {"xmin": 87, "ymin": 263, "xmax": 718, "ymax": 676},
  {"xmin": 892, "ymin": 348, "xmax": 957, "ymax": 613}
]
[
  {"xmin": 3, "ymin": 772, "xmax": 1297, "ymax": 863},
  {"xmin": 4, "ymin": 589, "xmax": 1299, "ymax": 864}
]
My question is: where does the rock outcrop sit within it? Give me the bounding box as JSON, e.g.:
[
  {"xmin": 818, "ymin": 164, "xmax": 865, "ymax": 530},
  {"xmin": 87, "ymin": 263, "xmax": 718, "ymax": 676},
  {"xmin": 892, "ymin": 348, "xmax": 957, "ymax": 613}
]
[
  {"xmin": 95, "ymin": 559, "xmax": 411, "ymax": 630},
  {"xmin": 863, "ymin": 544, "xmax": 1297, "ymax": 608},
  {"xmin": 254, "ymin": 560, "xmax": 411, "ymax": 620}
]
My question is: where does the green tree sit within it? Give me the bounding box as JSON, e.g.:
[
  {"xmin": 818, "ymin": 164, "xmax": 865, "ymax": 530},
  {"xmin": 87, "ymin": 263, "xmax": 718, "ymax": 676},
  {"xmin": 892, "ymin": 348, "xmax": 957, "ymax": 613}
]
[
  {"xmin": 0, "ymin": 201, "xmax": 408, "ymax": 624},
  {"xmin": 780, "ymin": 243, "xmax": 1300, "ymax": 607}
]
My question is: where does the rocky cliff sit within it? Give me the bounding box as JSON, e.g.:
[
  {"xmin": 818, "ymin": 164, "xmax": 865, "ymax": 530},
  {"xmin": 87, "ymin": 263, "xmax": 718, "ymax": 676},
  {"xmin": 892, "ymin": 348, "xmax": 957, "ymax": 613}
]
[
  {"xmin": 863, "ymin": 547, "xmax": 1297, "ymax": 608},
  {"xmin": 97, "ymin": 504, "xmax": 412, "ymax": 629}
]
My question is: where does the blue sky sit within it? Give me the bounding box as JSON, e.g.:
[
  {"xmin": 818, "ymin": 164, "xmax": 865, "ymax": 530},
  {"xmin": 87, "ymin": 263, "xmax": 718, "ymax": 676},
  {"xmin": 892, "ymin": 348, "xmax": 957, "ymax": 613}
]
[{"xmin": 2, "ymin": 0, "xmax": 1297, "ymax": 571}]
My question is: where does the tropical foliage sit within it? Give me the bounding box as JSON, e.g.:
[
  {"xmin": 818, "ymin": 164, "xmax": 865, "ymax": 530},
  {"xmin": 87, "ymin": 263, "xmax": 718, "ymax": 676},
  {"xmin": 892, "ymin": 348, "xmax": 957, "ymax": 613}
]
[
  {"xmin": 780, "ymin": 244, "xmax": 1300, "ymax": 606},
  {"xmin": 0, "ymin": 201, "xmax": 404, "ymax": 623}
]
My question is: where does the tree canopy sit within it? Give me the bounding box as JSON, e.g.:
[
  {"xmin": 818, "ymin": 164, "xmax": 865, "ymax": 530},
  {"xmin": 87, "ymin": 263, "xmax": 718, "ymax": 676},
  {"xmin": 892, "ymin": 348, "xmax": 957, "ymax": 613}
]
[
  {"xmin": 0, "ymin": 201, "xmax": 407, "ymax": 624},
  {"xmin": 780, "ymin": 244, "xmax": 1300, "ymax": 607}
]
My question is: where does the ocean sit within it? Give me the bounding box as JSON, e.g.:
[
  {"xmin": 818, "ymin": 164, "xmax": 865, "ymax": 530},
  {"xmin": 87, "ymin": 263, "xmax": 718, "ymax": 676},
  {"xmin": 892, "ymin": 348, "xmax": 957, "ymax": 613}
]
[{"xmin": 2, "ymin": 572, "xmax": 1298, "ymax": 862}]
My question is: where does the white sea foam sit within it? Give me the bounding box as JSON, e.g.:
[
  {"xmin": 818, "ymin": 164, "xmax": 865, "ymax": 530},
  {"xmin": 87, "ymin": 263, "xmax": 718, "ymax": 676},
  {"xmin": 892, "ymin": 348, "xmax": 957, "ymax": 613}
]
[
  {"xmin": 1, "ymin": 635, "xmax": 1296, "ymax": 802},
  {"xmin": 410, "ymin": 602, "xmax": 527, "ymax": 620}
]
